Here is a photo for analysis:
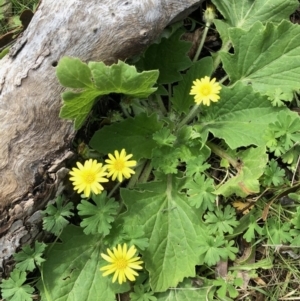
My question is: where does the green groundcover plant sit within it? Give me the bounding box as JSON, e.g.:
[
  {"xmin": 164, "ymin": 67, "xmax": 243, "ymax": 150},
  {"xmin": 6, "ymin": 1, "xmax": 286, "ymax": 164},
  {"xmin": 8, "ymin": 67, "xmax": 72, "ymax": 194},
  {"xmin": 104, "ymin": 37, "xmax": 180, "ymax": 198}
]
[{"xmin": 1, "ymin": 0, "xmax": 300, "ymax": 300}]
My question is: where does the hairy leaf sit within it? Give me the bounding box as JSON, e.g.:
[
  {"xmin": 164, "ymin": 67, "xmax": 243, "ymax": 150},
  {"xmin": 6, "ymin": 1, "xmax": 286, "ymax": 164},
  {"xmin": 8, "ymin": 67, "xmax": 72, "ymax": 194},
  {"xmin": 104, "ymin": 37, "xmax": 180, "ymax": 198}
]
[
  {"xmin": 197, "ymin": 83, "xmax": 283, "ymax": 149},
  {"xmin": 90, "ymin": 113, "xmax": 163, "ymax": 160},
  {"xmin": 121, "ymin": 174, "xmax": 207, "ymax": 292},
  {"xmin": 220, "ymin": 21, "xmax": 300, "ymax": 100},
  {"xmin": 215, "ymin": 147, "xmax": 268, "ymax": 197},
  {"xmin": 137, "ymin": 29, "xmax": 192, "ymax": 84},
  {"xmin": 57, "ymin": 57, "xmax": 158, "ymax": 129},
  {"xmin": 38, "ymin": 225, "xmax": 128, "ymax": 301}
]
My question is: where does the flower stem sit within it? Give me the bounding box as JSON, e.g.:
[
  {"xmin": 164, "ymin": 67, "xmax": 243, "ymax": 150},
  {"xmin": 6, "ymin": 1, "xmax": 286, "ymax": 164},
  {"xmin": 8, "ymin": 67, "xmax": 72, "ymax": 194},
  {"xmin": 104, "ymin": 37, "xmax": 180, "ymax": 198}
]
[
  {"xmin": 219, "ymin": 74, "xmax": 229, "ymax": 84},
  {"xmin": 213, "ymin": 40, "xmax": 232, "ymax": 71},
  {"xmin": 138, "ymin": 160, "xmax": 153, "ymax": 183},
  {"xmin": 156, "ymin": 94, "xmax": 167, "ymax": 115},
  {"xmin": 126, "ymin": 159, "xmax": 147, "ymax": 189},
  {"xmin": 176, "ymin": 104, "xmax": 200, "ymax": 129},
  {"xmin": 107, "ymin": 181, "xmax": 122, "ymax": 198},
  {"xmin": 193, "ymin": 22, "xmax": 210, "ymax": 62},
  {"xmin": 206, "ymin": 141, "xmax": 239, "ymax": 168}
]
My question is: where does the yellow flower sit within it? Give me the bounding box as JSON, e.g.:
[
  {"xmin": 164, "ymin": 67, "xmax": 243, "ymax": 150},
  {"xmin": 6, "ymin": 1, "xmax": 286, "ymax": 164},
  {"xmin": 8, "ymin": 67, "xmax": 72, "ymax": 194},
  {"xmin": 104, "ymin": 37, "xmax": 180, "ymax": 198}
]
[
  {"xmin": 69, "ymin": 159, "xmax": 108, "ymax": 198},
  {"xmin": 100, "ymin": 244, "xmax": 143, "ymax": 284},
  {"xmin": 189, "ymin": 76, "xmax": 221, "ymax": 106},
  {"xmin": 105, "ymin": 149, "xmax": 137, "ymax": 182}
]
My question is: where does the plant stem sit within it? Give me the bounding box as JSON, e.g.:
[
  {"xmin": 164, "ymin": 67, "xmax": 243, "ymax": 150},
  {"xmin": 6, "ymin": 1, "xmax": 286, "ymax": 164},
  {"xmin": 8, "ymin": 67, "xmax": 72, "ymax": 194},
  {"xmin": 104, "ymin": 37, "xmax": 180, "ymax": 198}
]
[
  {"xmin": 107, "ymin": 181, "xmax": 122, "ymax": 198},
  {"xmin": 138, "ymin": 160, "xmax": 153, "ymax": 183},
  {"xmin": 176, "ymin": 104, "xmax": 200, "ymax": 129},
  {"xmin": 120, "ymin": 103, "xmax": 131, "ymax": 118},
  {"xmin": 126, "ymin": 159, "xmax": 147, "ymax": 189},
  {"xmin": 193, "ymin": 22, "xmax": 210, "ymax": 62},
  {"xmin": 107, "ymin": 160, "xmax": 147, "ymax": 198},
  {"xmin": 156, "ymin": 94, "xmax": 167, "ymax": 115},
  {"xmin": 219, "ymin": 74, "xmax": 229, "ymax": 84},
  {"xmin": 213, "ymin": 40, "xmax": 232, "ymax": 71},
  {"xmin": 206, "ymin": 141, "xmax": 239, "ymax": 168},
  {"xmin": 168, "ymin": 83, "xmax": 172, "ymax": 111}
]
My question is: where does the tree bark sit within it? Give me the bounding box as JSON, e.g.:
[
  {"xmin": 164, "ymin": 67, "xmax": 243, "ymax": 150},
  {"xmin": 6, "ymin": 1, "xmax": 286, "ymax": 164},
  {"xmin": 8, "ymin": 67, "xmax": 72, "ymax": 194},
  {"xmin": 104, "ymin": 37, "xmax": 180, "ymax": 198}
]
[{"xmin": 0, "ymin": 0, "xmax": 203, "ymax": 276}]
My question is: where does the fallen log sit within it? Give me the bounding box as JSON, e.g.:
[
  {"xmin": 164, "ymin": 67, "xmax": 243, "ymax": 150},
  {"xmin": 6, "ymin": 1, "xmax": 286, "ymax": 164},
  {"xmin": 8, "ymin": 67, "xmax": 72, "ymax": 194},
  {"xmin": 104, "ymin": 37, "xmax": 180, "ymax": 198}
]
[{"xmin": 0, "ymin": 0, "xmax": 203, "ymax": 277}]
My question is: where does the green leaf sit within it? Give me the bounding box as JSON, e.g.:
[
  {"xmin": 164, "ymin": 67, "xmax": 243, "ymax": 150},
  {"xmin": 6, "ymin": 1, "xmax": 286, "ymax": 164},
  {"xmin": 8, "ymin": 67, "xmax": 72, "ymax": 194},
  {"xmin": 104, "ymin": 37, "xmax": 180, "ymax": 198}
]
[
  {"xmin": 243, "ymin": 215, "xmax": 263, "ymax": 243},
  {"xmin": 171, "ymin": 57, "xmax": 213, "ymax": 114},
  {"xmin": 152, "ymin": 128, "xmax": 176, "ymax": 147},
  {"xmin": 230, "ymin": 257, "xmax": 274, "ymax": 271},
  {"xmin": 268, "ymin": 110, "xmax": 300, "ymax": 150},
  {"xmin": 42, "ymin": 195, "xmax": 74, "ymax": 236},
  {"xmin": 220, "ymin": 21, "xmax": 300, "ymax": 99},
  {"xmin": 137, "ymin": 29, "xmax": 192, "ymax": 84},
  {"xmin": 197, "ymin": 83, "xmax": 284, "ymax": 149},
  {"xmin": 185, "ymin": 155, "xmax": 211, "ymax": 177},
  {"xmin": 212, "ymin": 0, "xmax": 298, "ymax": 30},
  {"xmin": 267, "ymin": 88, "xmax": 294, "ymax": 107},
  {"xmin": 77, "ymin": 191, "xmax": 119, "ymax": 235},
  {"xmin": 215, "ymin": 146, "xmax": 268, "ymax": 197},
  {"xmin": 37, "ymin": 225, "xmax": 129, "ymax": 301},
  {"xmin": 151, "ymin": 146, "xmax": 181, "ymax": 174},
  {"xmin": 156, "ymin": 278, "xmax": 215, "ymax": 301},
  {"xmin": 184, "ymin": 174, "xmax": 216, "ymax": 211},
  {"xmin": 204, "ymin": 205, "xmax": 239, "ymax": 235},
  {"xmin": 0, "ymin": 47, "xmax": 9, "ymax": 60},
  {"xmin": 130, "ymin": 285, "xmax": 157, "ymax": 301},
  {"xmin": 90, "ymin": 112, "xmax": 163, "ymax": 160},
  {"xmin": 265, "ymin": 218, "xmax": 293, "ymax": 245},
  {"xmin": 198, "ymin": 235, "xmax": 237, "ymax": 266},
  {"xmin": 291, "ymin": 207, "xmax": 300, "ymax": 229},
  {"xmin": 261, "ymin": 159, "xmax": 285, "ymax": 187},
  {"xmin": 56, "ymin": 57, "xmax": 93, "ymax": 88},
  {"xmin": 120, "ymin": 174, "xmax": 207, "ymax": 292},
  {"xmin": 213, "ymin": 272, "xmax": 241, "ymax": 299},
  {"xmin": 89, "ymin": 60, "xmax": 159, "ymax": 98},
  {"xmin": 14, "ymin": 241, "xmax": 47, "ymax": 272},
  {"xmin": 59, "ymin": 90, "xmax": 100, "ymax": 129},
  {"xmin": 57, "ymin": 57, "xmax": 159, "ymax": 129},
  {"xmin": 0, "ymin": 269, "xmax": 34, "ymax": 301}
]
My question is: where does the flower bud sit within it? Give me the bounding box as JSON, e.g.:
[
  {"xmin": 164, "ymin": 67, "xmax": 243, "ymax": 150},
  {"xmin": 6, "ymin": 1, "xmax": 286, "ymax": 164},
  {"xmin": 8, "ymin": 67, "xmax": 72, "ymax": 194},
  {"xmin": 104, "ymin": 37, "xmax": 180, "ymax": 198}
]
[{"xmin": 203, "ymin": 5, "xmax": 216, "ymax": 25}]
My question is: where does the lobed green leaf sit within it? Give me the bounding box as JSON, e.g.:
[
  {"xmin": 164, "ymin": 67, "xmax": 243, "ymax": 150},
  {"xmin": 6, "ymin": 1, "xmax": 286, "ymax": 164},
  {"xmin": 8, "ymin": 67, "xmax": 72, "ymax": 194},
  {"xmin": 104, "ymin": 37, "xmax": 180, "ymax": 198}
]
[{"xmin": 220, "ymin": 21, "xmax": 300, "ymax": 99}]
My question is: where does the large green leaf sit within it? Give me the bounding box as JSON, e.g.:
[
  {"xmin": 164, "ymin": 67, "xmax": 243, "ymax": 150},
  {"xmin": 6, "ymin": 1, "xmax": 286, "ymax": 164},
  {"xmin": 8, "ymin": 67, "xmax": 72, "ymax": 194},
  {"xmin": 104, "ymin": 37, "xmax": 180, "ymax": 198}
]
[
  {"xmin": 212, "ymin": 0, "xmax": 298, "ymax": 30},
  {"xmin": 156, "ymin": 278, "xmax": 214, "ymax": 300},
  {"xmin": 56, "ymin": 57, "xmax": 93, "ymax": 89},
  {"xmin": 220, "ymin": 21, "xmax": 300, "ymax": 99},
  {"xmin": 59, "ymin": 90, "xmax": 100, "ymax": 130},
  {"xmin": 38, "ymin": 225, "xmax": 128, "ymax": 301},
  {"xmin": 197, "ymin": 83, "xmax": 283, "ymax": 149},
  {"xmin": 121, "ymin": 174, "xmax": 207, "ymax": 292},
  {"xmin": 56, "ymin": 57, "xmax": 159, "ymax": 129},
  {"xmin": 215, "ymin": 146, "xmax": 268, "ymax": 197},
  {"xmin": 90, "ymin": 113, "xmax": 163, "ymax": 160},
  {"xmin": 88, "ymin": 61, "xmax": 159, "ymax": 98},
  {"xmin": 137, "ymin": 29, "xmax": 192, "ymax": 84}
]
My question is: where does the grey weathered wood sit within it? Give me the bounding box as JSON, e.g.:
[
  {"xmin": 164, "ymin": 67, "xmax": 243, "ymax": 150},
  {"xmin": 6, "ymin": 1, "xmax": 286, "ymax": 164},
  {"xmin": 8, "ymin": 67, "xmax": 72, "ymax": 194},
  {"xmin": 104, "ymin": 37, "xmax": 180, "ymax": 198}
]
[{"xmin": 0, "ymin": 0, "xmax": 203, "ymax": 275}]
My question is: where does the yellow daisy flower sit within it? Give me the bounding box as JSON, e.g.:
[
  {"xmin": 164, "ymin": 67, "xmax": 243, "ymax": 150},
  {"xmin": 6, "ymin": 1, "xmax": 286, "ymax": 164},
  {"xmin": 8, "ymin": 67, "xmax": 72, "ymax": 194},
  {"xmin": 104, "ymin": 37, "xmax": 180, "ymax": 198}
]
[
  {"xmin": 189, "ymin": 76, "xmax": 221, "ymax": 106},
  {"xmin": 100, "ymin": 243, "xmax": 143, "ymax": 284},
  {"xmin": 69, "ymin": 159, "xmax": 108, "ymax": 198},
  {"xmin": 105, "ymin": 149, "xmax": 137, "ymax": 182}
]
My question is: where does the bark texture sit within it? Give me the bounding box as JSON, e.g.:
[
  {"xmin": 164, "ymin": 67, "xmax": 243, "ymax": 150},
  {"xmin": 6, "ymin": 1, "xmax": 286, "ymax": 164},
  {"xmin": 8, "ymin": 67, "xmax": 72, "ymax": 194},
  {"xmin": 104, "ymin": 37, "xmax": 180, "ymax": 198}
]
[{"xmin": 0, "ymin": 0, "xmax": 203, "ymax": 276}]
